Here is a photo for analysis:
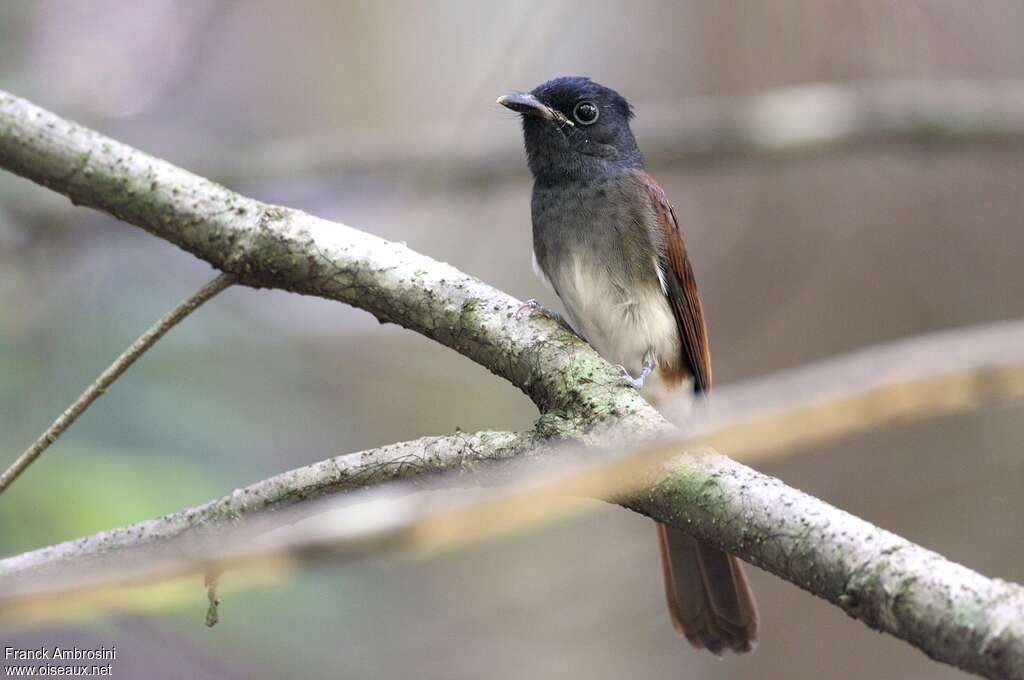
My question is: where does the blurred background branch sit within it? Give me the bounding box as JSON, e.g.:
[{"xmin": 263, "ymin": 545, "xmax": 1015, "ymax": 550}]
[{"xmin": 194, "ymin": 79, "xmax": 1024, "ymax": 186}]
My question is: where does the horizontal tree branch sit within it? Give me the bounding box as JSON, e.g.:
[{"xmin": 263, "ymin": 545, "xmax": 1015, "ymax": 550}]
[
  {"xmin": 2, "ymin": 89, "xmax": 1024, "ymax": 678},
  {"xmin": 0, "ymin": 430, "xmax": 539, "ymax": 579}
]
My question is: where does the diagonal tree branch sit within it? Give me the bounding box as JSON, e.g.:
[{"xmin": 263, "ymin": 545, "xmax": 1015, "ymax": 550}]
[
  {"xmin": 2, "ymin": 90, "xmax": 1023, "ymax": 679},
  {"xmin": 0, "ymin": 89, "xmax": 655, "ymax": 442},
  {"xmin": 631, "ymin": 449, "xmax": 1024, "ymax": 679}
]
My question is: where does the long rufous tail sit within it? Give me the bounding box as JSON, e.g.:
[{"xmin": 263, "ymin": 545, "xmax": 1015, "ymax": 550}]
[{"xmin": 657, "ymin": 523, "xmax": 759, "ymax": 654}]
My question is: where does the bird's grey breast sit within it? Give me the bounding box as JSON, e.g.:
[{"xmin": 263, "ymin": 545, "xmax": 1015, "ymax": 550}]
[{"xmin": 530, "ymin": 174, "xmax": 681, "ymax": 381}]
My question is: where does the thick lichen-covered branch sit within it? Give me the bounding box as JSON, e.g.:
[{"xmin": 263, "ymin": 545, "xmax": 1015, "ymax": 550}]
[
  {"xmin": 2, "ymin": 89, "xmax": 1024, "ymax": 679},
  {"xmin": 0, "ymin": 90, "xmax": 658, "ymax": 437}
]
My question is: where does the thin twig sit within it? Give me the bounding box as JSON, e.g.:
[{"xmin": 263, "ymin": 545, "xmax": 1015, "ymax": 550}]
[
  {"xmin": 0, "ymin": 273, "xmax": 235, "ymax": 494},
  {"xmin": 204, "ymin": 568, "xmax": 221, "ymax": 628}
]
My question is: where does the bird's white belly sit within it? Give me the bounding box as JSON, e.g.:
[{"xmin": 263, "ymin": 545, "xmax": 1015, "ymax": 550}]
[{"xmin": 547, "ymin": 253, "xmax": 683, "ymax": 404}]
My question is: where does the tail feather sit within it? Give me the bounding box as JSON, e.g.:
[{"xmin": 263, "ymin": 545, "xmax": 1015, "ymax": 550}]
[{"xmin": 657, "ymin": 523, "xmax": 759, "ymax": 654}]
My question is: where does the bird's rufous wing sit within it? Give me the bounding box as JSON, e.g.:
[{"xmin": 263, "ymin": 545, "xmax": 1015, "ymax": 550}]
[{"xmin": 636, "ymin": 170, "xmax": 712, "ymax": 393}]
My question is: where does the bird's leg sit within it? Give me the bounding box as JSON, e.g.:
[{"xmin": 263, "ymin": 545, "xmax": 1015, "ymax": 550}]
[
  {"xmin": 517, "ymin": 299, "xmax": 579, "ymax": 337},
  {"xmin": 621, "ymin": 352, "xmax": 656, "ymax": 390}
]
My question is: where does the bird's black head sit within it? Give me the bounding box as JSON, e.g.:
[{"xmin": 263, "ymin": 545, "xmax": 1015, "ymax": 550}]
[{"xmin": 498, "ymin": 76, "xmax": 642, "ymax": 182}]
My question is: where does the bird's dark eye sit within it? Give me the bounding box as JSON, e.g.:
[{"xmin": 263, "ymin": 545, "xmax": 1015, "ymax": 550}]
[{"xmin": 573, "ymin": 100, "xmax": 599, "ymax": 125}]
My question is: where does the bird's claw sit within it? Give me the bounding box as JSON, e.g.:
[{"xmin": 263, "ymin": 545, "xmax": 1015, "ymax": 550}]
[
  {"xmin": 619, "ymin": 366, "xmax": 644, "ymax": 389},
  {"xmin": 619, "ymin": 355, "xmax": 656, "ymax": 390},
  {"xmin": 516, "ymin": 298, "xmax": 543, "ymax": 318}
]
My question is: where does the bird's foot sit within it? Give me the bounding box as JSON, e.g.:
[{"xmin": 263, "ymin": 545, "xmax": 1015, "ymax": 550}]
[
  {"xmin": 516, "ymin": 298, "xmax": 546, "ymax": 318},
  {"xmin": 620, "ymin": 355, "xmax": 656, "ymax": 390}
]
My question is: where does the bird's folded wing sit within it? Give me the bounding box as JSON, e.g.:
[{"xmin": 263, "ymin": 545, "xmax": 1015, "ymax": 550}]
[{"xmin": 636, "ymin": 170, "xmax": 712, "ymax": 392}]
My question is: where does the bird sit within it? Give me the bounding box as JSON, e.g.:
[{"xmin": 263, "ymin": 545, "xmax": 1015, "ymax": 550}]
[{"xmin": 498, "ymin": 76, "xmax": 758, "ymax": 654}]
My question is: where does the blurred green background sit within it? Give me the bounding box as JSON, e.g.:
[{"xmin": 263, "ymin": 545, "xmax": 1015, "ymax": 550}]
[{"xmin": 2, "ymin": 1, "xmax": 1023, "ymax": 678}]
